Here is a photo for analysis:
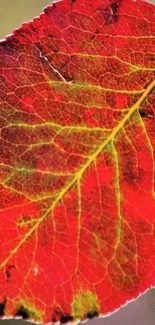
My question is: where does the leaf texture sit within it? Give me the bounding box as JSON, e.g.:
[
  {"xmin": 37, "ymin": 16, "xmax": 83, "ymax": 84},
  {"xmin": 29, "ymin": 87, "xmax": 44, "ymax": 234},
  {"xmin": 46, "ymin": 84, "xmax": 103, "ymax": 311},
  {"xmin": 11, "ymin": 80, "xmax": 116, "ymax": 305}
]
[{"xmin": 0, "ymin": 0, "xmax": 155, "ymax": 323}]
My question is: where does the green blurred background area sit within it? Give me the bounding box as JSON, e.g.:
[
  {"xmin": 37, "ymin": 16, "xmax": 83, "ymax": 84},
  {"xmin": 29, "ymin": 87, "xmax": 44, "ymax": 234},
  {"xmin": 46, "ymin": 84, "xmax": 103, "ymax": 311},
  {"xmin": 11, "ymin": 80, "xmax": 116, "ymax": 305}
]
[
  {"xmin": 0, "ymin": 0, "xmax": 155, "ymax": 325},
  {"xmin": 0, "ymin": 1, "xmax": 51, "ymax": 39}
]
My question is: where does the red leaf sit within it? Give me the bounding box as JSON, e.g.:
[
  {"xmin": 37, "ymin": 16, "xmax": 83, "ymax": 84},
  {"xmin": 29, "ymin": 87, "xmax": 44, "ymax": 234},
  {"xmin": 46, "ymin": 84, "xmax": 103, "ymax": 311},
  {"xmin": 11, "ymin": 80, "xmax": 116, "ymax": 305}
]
[{"xmin": 0, "ymin": 0, "xmax": 155, "ymax": 323}]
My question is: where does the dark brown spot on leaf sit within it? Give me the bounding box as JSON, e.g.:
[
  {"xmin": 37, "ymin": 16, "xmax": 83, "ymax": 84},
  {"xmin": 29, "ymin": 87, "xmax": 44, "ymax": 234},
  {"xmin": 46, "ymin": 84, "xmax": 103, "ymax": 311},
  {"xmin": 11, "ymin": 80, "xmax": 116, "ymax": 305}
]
[
  {"xmin": 5, "ymin": 265, "xmax": 15, "ymax": 280},
  {"xmin": 0, "ymin": 300, "xmax": 6, "ymax": 317},
  {"xmin": 90, "ymin": 30, "xmax": 99, "ymax": 40},
  {"xmin": 16, "ymin": 306, "xmax": 30, "ymax": 319},
  {"xmin": 48, "ymin": 34, "xmax": 54, "ymax": 38},
  {"xmin": 111, "ymin": 2, "xmax": 120, "ymax": 21},
  {"xmin": 87, "ymin": 311, "xmax": 98, "ymax": 319},
  {"xmin": 139, "ymin": 109, "xmax": 155, "ymax": 119},
  {"xmin": 60, "ymin": 315, "xmax": 73, "ymax": 323},
  {"xmin": 52, "ymin": 316, "xmax": 57, "ymax": 323},
  {"xmin": 101, "ymin": 1, "xmax": 121, "ymax": 24}
]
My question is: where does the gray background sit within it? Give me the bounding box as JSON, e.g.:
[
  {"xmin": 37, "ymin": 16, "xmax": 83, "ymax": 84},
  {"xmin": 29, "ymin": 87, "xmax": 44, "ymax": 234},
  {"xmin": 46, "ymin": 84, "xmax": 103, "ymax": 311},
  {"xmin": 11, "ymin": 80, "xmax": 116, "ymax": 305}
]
[{"xmin": 0, "ymin": 0, "xmax": 155, "ymax": 324}]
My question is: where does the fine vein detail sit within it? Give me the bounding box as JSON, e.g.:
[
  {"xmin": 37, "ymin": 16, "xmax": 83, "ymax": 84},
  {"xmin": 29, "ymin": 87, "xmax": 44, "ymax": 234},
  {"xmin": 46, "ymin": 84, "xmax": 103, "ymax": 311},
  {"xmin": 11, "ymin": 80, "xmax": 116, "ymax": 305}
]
[{"xmin": 0, "ymin": 77, "xmax": 155, "ymax": 270}]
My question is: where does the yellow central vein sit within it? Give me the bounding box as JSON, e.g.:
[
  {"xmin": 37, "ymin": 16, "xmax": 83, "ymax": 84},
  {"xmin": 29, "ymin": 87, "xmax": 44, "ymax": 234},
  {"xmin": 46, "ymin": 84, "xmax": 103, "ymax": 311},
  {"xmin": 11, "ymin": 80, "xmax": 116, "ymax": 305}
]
[
  {"xmin": 1, "ymin": 78, "xmax": 155, "ymax": 270},
  {"xmin": 50, "ymin": 80, "xmax": 143, "ymax": 94}
]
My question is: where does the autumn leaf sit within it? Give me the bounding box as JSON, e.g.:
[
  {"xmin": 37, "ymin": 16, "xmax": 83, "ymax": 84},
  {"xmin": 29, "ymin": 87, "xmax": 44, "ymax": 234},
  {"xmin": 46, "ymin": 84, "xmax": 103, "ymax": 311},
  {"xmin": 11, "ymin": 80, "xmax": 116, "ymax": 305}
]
[{"xmin": 0, "ymin": 0, "xmax": 155, "ymax": 323}]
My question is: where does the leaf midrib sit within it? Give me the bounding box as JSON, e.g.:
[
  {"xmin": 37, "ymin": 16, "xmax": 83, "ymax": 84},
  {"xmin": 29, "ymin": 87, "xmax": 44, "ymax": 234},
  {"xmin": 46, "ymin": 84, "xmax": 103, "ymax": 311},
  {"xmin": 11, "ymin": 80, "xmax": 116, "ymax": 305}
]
[{"xmin": 1, "ymin": 78, "xmax": 155, "ymax": 270}]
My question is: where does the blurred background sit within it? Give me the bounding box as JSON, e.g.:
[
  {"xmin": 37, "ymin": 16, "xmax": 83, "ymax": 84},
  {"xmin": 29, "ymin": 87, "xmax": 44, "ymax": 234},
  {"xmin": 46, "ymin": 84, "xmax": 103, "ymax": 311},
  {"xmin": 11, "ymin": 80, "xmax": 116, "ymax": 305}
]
[{"xmin": 0, "ymin": 0, "xmax": 155, "ymax": 324}]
